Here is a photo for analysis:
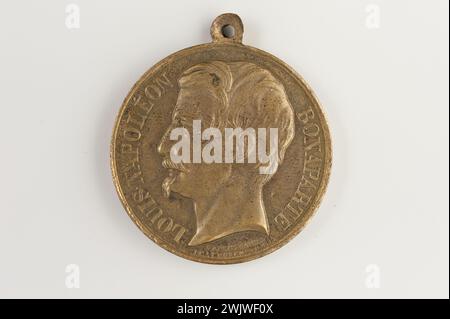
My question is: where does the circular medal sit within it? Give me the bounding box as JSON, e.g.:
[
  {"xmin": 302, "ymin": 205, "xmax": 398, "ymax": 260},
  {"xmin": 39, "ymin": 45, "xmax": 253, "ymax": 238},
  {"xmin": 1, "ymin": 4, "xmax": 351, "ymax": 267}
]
[{"xmin": 111, "ymin": 13, "xmax": 332, "ymax": 264}]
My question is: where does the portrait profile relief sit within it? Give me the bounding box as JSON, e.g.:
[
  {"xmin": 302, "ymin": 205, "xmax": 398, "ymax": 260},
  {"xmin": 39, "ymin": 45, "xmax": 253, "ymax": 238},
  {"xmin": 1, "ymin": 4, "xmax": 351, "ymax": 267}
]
[{"xmin": 157, "ymin": 61, "xmax": 295, "ymax": 246}]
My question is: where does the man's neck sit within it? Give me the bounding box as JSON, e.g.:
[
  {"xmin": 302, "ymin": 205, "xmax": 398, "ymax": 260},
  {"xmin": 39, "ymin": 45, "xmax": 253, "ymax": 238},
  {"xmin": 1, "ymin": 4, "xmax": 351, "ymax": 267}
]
[{"xmin": 188, "ymin": 180, "xmax": 269, "ymax": 246}]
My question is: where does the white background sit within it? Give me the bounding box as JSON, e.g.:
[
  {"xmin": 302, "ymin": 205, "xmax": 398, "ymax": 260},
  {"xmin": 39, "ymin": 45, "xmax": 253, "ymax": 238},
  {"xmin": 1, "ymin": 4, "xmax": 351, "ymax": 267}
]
[{"xmin": 0, "ymin": 0, "xmax": 448, "ymax": 298}]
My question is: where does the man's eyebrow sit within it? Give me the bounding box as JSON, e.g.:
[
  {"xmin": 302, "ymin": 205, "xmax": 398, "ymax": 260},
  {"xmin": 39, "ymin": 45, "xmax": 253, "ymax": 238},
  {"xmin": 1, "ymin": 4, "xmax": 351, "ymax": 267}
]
[
  {"xmin": 172, "ymin": 111, "xmax": 192, "ymax": 125},
  {"xmin": 172, "ymin": 108, "xmax": 184, "ymax": 120}
]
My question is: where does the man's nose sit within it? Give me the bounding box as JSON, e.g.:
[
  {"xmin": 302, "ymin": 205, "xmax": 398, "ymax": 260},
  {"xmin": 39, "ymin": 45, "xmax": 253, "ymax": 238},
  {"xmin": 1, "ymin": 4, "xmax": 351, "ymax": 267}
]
[{"xmin": 157, "ymin": 129, "xmax": 171, "ymax": 155}]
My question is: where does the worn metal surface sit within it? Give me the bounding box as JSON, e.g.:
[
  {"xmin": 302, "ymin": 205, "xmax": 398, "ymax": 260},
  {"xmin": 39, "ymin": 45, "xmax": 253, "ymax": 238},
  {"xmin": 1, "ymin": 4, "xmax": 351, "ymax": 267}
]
[{"xmin": 111, "ymin": 13, "xmax": 332, "ymax": 264}]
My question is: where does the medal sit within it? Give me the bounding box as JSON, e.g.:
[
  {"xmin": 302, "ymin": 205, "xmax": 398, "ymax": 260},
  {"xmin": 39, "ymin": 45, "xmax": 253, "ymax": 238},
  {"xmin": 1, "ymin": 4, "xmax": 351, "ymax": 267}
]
[{"xmin": 111, "ymin": 13, "xmax": 332, "ymax": 264}]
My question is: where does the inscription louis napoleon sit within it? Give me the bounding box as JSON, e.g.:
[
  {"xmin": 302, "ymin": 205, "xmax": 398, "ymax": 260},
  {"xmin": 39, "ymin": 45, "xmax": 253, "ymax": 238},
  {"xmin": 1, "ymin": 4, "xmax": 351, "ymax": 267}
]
[{"xmin": 111, "ymin": 13, "xmax": 331, "ymax": 264}]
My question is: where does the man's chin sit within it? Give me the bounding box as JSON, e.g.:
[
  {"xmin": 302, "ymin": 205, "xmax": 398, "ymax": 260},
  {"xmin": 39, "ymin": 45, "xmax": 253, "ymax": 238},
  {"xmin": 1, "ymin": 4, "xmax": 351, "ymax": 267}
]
[
  {"xmin": 163, "ymin": 181, "xmax": 192, "ymax": 200},
  {"xmin": 162, "ymin": 178, "xmax": 185, "ymax": 198},
  {"xmin": 162, "ymin": 175, "xmax": 176, "ymax": 198}
]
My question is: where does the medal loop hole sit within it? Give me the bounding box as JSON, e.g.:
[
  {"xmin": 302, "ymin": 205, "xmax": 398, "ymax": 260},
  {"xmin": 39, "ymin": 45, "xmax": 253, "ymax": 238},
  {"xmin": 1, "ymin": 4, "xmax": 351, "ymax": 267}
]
[
  {"xmin": 221, "ymin": 25, "xmax": 235, "ymax": 38},
  {"xmin": 211, "ymin": 13, "xmax": 243, "ymax": 43}
]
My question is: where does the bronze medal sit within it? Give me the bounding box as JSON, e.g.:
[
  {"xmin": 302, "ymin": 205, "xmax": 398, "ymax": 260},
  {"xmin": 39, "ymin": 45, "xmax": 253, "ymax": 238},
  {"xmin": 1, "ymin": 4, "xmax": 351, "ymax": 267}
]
[{"xmin": 111, "ymin": 13, "xmax": 332, "ymax": 264}]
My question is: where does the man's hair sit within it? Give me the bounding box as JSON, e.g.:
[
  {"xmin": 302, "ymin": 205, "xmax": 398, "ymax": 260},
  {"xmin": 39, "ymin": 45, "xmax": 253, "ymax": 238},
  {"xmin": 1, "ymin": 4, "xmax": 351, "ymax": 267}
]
[{"xmin": 177, "ymin": 61, "xmax": 295, "ymax": 182}]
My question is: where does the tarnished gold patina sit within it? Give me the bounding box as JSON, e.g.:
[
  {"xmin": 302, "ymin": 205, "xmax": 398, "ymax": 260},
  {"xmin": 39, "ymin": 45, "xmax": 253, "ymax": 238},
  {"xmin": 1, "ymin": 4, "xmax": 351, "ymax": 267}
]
[{"xmin": 111, "ymin": 13, "xmax": 332, "ymax": 264}]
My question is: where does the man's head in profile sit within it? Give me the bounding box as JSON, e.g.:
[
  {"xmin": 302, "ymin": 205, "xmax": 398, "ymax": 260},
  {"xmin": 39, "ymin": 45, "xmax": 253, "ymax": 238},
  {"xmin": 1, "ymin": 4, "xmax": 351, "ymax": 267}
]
[{"xmin": 158, "ymin": 61, "xmax": 295, "ymax": 246}]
